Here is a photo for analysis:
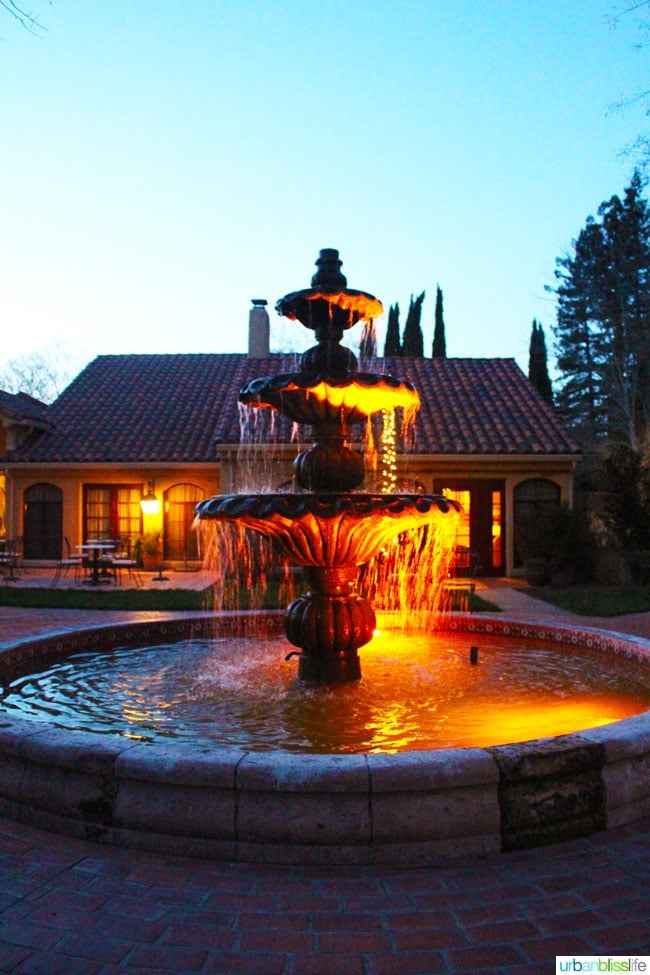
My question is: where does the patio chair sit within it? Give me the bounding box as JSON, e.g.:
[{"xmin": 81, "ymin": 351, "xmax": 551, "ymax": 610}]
[
  {"xmin": 0, "ymin": 537, "xmax": 22, "ymax": 581},
  {"xmin": 110, "ymin": 538, "xmax": 142, "ymax": 588},
  {"xmin": 51, "ymin": 537, "xmax": 83, "ymax": 587}
]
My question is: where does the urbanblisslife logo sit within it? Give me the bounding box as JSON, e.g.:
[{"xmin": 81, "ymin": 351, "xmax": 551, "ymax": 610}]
[{"xmin": 556, "ymin": 959, "xmax": 649, "ymax": 973}]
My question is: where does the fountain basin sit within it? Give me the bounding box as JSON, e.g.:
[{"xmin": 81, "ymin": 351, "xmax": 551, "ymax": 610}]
[{"xmin": 0, "ymin": 613, "xmax": 648, "ymax": 865}]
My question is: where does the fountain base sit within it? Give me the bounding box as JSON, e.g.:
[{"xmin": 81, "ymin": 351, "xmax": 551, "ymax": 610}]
[{"xmin": 0, "ymin": 613, "xmax": 649, "ymax": 865}]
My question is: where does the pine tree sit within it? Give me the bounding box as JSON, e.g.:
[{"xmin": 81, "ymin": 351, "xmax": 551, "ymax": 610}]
[
  {"xmin": 553, "ymin": 218, "xmax": 608, "ymax": 444},
  {"xmin": 383, "ymin": 303, "xmax": 401, "ymax": 356},
  {"xmin": 528, "ymin": 320, "xmax": 553, "ymax": 404},
  {"xmin": 402, "ymin": 291, "xmax": 425, "ymax": 357},
  {"xmin": 432, "ymin": 285, "xmax": 447, "ymax": 358},
  {"xmin": 553, "ymin": 172, "xmax": 650, "ymax": 449}
]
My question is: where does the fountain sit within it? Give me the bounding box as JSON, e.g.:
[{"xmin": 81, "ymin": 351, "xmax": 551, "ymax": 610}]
[
  {"xmin": 196, "ymin": 248, "xmax": 460, "ymax": 683},
  {"xmin": 0, "ymin": 250, "xmax": 649, "ymax": 864}
]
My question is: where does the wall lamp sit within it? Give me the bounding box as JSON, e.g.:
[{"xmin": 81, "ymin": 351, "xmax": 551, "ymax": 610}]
[{"xmin": 140, "ymin": 479, "xmax": 161, "ymax": 515}]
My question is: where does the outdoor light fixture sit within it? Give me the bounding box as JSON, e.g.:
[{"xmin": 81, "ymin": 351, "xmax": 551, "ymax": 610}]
[{"xmin": 140, "ymin": 479, "xmax": 161, "ymax": 515}]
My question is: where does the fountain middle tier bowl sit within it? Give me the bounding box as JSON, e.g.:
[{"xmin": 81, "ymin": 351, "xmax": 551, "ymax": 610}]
[
  {"xmin": 239, "ymin": 372, "xmax": 420, "ymax": 426},
  {"xmin": 195, "ymin": 492, "xmax": 460, "ymax": 566}
]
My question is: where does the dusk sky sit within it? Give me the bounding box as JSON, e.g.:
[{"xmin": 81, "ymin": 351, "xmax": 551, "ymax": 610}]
[{"xmin": 1, "ymin": 1, "xmax": 648, "ymax": 377}]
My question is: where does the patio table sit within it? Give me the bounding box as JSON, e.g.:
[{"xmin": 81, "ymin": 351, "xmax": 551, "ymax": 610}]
[{"xmin": 77, "ymin": 542, "xmax": 115, "ymax": 586}]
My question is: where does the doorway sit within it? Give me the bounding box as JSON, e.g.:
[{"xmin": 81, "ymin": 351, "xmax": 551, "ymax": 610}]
[
  {"xmin": 433, "ymin": 479, "xmax": 505, "ymax": 576},
  {"xmin": 24, "ymin": 482, "xmax": 63, "ymax": 559},
  {"xmin": 164, "ymin": 484, "xmax": 205, "ymax": 563}
]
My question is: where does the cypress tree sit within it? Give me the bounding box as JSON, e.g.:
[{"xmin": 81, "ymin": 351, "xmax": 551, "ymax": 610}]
[
  {"xmin": 402, "ymin": 291, "xmax": 425, "ymax": 357},
  {"xmin": 528, "ymin": 319, "xmax": 553, "ymax": 404},
  {"xmin": 432, "ymin": 285, "xmax": 447, "ymax": 358},
  {"xmin": 383, "ymin": 303, "xmax": 401, "ymax": 356},
  {"xmin": 359, "ymin": 320, "xmax": 377, "ymax": 359}
]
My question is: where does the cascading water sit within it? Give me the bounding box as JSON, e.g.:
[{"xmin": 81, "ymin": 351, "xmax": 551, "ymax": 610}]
[{"xmin": 196, "ymin": 248, "xmax": 461, "ymax": 682}]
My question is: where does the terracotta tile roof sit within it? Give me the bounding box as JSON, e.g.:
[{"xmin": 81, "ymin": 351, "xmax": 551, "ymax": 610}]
[
  {"xmin": 0, "ymin": 390, "xmax": 49, "ymax": 426},
  {"xmin": 3, "ymin": 354, "xmax": 579, "ymax": 464},
  {"xmin": 388, "ymin": 357, "xmax": 580, "ymax": 455}
]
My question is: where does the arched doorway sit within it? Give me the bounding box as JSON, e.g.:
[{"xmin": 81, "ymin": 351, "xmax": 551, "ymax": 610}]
[
  {"xmin": 24, "ymin": 482, "xmax": 63, "ymax": 559},
  {"xmin": 513, "ymin": 478, "xmax": 561, "ymax": 568},
  {"xmin": 164, "ymin": 483, "xmax": 205, "ymax": 563}
]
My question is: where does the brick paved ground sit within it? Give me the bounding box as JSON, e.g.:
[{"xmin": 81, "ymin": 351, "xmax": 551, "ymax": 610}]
[
  {"xmin": 0, "ymin": 814, "xmax": 649, "ymax": 973},
  {"xmin": 0, "ymin": 582, "xmax": 649, "ymax": 972}
]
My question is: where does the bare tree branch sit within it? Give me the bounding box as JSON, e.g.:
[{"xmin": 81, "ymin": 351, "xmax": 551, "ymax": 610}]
[{"xmin": 0, "ymin": 0, "xmax": 50, "ymax": 35}]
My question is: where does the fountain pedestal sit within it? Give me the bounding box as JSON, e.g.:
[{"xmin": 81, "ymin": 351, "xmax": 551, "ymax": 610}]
[{"xmin": 285, "ymin": 566, "xmax": 375, "ymax": 683}]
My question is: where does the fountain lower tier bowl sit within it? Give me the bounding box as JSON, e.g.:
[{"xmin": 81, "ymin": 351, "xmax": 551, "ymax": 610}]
[
  {"xmin": 195, "ymin": 492, "xmax": 460, "ymax": 565},
  {"xmin": 239, "ymin": 372, "xmax": 420, "ymax": 426},
  {"xmin": 1, "ymin": 614, "xmax": 648, "ymax": 865}
]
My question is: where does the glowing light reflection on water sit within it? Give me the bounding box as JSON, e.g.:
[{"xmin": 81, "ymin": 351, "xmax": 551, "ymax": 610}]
[{"xmin": 2, "ymin": 628, "xmax": 649, "ymax": 753}]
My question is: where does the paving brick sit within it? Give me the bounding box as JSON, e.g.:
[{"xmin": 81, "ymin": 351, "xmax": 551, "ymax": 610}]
[
  {"xmin": 13, "ymin": 950, "xmax": 102, "ymax": 974},
  {"xmin": 123, "ymin": 944, "xmax": 211, "ymax": 971},
  {"xmin": 204, "ymin": 951, "xmax": 287, "ymax": 974},
  {"xmin": 289, "ymin": 953, "xmax": 367, "ymax": 975},
  {"xmin": 465, "ymin": 919, "xmax": 540, "ymax": 944},
  {"xmin": 311, "ymin": 910, "xmax": 385, "ymax": 931},
  {"xmin": 535, "ymin": 908, "xmax": 605, "ymax": 934},
  {"xmin": 521, "ymin": 933, "xmax": 595, "ymax": 961},
  {"xmin": 448, "ymin": 943, "xmax": 524, "ymax": 970},
  {"xmin": 366, "ymin": 952, "xmax": 448, "ymax": 974},
  {"xmin": 316, "ymin": 930, "xmax": 393, "ymax": 953}
]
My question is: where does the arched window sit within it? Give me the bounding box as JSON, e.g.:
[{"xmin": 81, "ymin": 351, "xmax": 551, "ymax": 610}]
[
  {"xmin": 513, "ymin": 478, "xmax": 561, "ymax": 568},
  {"xmin": 24, "ymin": 482, "xmax": 63, "ymax": 559},
  {"xmin": 164, "ymin": 483, "xmax": 205, "ymax": 562}
]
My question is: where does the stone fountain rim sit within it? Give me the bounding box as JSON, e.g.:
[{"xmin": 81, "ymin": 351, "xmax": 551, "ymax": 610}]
[
  {"xmin": 195, "ymin": 491, "xmax": 462, "ymax": 519},
  {"xmin": 240, "ymin": 371, "xmax": 419, "ymax": 395},
  {"xmin": 0, "ymin": 611, "xmax": 648, "ymax": 865}
]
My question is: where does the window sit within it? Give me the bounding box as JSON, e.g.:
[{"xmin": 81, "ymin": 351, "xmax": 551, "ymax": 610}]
[{"xmin": 83, "ymin": 485, "xmax": 142, "ymax": 543}]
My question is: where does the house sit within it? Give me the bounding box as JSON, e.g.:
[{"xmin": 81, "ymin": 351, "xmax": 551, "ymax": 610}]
[{"xmin": 0, "ymin": 305, "xmax": 580, "ymax": 576}]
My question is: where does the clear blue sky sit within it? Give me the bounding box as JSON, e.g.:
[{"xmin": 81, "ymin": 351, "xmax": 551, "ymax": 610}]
[{"xmin": 1, "ymin": 1, "xmax": 647, "ymax": 375}]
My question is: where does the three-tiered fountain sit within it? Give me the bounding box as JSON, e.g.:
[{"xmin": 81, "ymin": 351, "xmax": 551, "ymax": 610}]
[{"xmin": 196, "ymin": 249, "xmax": 460, "ymax": 682}]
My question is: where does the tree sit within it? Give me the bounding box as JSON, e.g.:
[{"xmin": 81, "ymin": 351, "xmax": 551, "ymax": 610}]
[
  {"xmin": 528, "ymin": 319, "xmax": 553, "ymax": 404},
  {"xmin": 432, "ymin": 285, "xmax": 447, "ymax": 358},
  {"xmin": 608, "ymin": 1, "xmax": 650, "ymax": 167},
  {"xmin": 383, "ymin": 303, "xmax": 401, "ymax": 356},
  {"xmin": 1, "ymin": 1, "xmax": 51, "ymax": 33},
  {"xmin": 0, "ymin": 343, "xmax": 79, "ymax": 404},
  {"xmin": 359, "ymin": 320, "xmax": 377, "ymax": 359},
  {"xmin": 401, "ymin": 291, "xmax": 425, "ymax": 357},
  {"xmin": 552, "ymin": 172, "xmax": 650, "ymax": 450}
]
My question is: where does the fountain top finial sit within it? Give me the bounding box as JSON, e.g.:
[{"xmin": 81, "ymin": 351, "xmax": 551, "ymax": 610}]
[
  {"xmin": 274, "ymin": 249, "xmax": 383, "ymax": 335},
  {"xmin": 311, "ymin": 249, "xmax": 347, "ymax": 291}
]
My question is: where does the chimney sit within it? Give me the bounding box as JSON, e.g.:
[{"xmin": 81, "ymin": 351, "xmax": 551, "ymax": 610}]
[{"xmin": 248, "ymin": 299, "xmax": 270, "ymax": 357}]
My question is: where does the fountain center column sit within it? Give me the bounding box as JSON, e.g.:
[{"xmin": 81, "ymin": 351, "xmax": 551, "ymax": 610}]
[{"xmin": 285, "ymin": 565, "xmax": 376, "ymax": 683}]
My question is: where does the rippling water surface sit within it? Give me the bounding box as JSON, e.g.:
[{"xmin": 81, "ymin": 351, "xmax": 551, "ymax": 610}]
[{"xmin": 2, "ymin": 628, "xmax": 649, "ymax": 753}]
